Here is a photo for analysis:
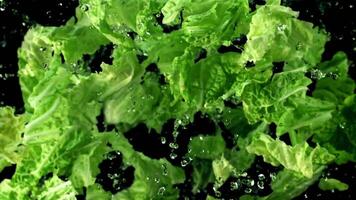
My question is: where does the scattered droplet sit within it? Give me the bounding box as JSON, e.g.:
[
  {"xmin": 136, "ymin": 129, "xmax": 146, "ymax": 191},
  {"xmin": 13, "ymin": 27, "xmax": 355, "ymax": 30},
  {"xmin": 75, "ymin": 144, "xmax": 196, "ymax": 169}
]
[
  {"xmin": 160, "ymin": 137, "xmax": 166, "ymax": 144},
  {"xmin": 213, "ymin": 186, "xmax": 221, "ymax": 197},
  {"xmin": 169, "ymin": 152, "xmax": 177, "ymax": 160},
  {"xmin": 169, "ymin": 142, "xmax": 179, "ymax": 149},
  {"xmin": 257, "ymin": 181, "xmax": 264, "ymax": 189},
  {"xmin": 158, "ymin": 187, "xmax": 166, "ymax": 195},
  {"xmin": 81, "ymin": 4, "xmax": 90, "ymax": 12},
  {"xmin": 270, "ymin": 172, "xmax": 277, "ymax": 181},
  {"xmin": 240, "ymin": 172, "xmax": 248, "ymax": 177},
  {"xmin": 258, "ymin": 174, "xmax": 265, "ymax": 180},
  {"xmin": 244, "ymin": 187, "xmax": 252, "ymax": 193},
  {"xmin": 246, "ymin": 179, "xmax": 255, "ymax": 187},
  {"xmin": 180, "ymin": 158, "xmax": 191, "ymax": 167},
  {"xmin": 310, "ymin": 69, "xmax": 325, "ymax": 80},
  {"xmin": 230, "ymin": 181, "xmax": 239, "ymax": 191},
  {"xmin": 162, "ymin": 164, "xmax": 168, "ymax": 176},
  {"xmin": 277, "ymin": 24, "xmax": 287, "ymax": 32}
]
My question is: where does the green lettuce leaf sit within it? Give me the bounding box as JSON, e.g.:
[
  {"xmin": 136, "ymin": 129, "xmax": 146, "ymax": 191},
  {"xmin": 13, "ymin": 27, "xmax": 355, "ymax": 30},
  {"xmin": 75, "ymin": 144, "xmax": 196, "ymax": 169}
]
[
  {"xmin": 0, "ymin": 107, "xmax": 25, "ymax": 171},
  {"xmin": 318, "ymin": 178, "xmax": 349, "ymax": 192},
  {"xmin": 246, "ymin": 133, "xmax": 334, "ymax": 178}
]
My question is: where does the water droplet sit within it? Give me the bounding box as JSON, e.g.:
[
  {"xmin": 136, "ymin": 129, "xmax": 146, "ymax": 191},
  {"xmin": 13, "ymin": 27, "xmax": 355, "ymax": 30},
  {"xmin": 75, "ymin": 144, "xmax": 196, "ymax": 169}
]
[
  {"xmin": 0, "ymin": 40, "xmax": 7, "ymax": 48},
  {"xmin": 169, "ymin": 152, "xmax": 177, "ymax": 160},
  {"xmin": 162, "ymin": 164, "xmax": 168, "ymax": 176},
  {"xmin": 154, "ymin": 177, "xmax": 160, "ymax": 183},
  {"xmin": 240, "ymin": 172, "xmax": 248, "ymax": 177},
  {"xmin": 270, "ymin": 172, "xmax": 277, "ymax": 181},
  {"xmin": 244, "ymin": 187, "xmax": 252, "ymax": 193},
  {"xmin": 258, "ymin": 174, "xmax": 265, "ymax": 180},
  {"xmin": 180, "ymin": 158, "xmax": 191, "ymax": 167},
  {"xmin": 213, "ymin": 186, "xmax": 221, "ymax": 197},
  {"xmin": 257, "ymin": 181, "xmax": 264, "ymax": 189},
  {"xmin": 172, "ymin": 130, "xmax": 179, "ymax": 138},
  {"xmin": 230, "ymin": 182, "xmax": 239, "ymax": 190},
  {"xmin": 296, "ymin": 42, "xmax": 303, "ymax": 50},
  {"xmin": 277, "ymin": 24, "xmax": 287, "ymax": 32},
  {"xmin": 81, "ymin": 4, "xmax": 90, "ymax": 12},
  {"xmin": 169, "ymin": 142, "xmax": 179, "ymax": 149},
  {"xmin": 158, "ymin": 187, "xmax": 166, "ymax": 195},
  {"xmin": 160, "ymin": 137, "xmax": 166, "ymax": 144},
  {"xmin": 310, "ymin": 69, "xmax": 325, "ymax": 80},
  {"xmin": 247, "ymin": 179, "xmax": 255, "ymax": 187}
]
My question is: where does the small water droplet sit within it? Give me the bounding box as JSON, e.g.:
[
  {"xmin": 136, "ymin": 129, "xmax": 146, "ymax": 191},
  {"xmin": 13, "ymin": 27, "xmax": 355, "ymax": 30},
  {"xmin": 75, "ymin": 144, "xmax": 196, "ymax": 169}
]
[
  {"xmin": 244, "ymin": 187, "xmax": 252, "ymax": 193},
  {"xmin": 258, "ymin": 174, "xmax": 265, "ymax": 180},
  {"xmin": 170, "ymin": 152, "xmax": 177, "ymax": 160},
  {"xmin": 213, "ymin": 186, "xmax": 221, "ymax": 197},
  {"xmin": 230, "ymin": 182, "xmax": 239, "ymax": 190},
  {"xmin": 270, "ymin": 172, "xmax": 277, "ymax": 181},
  {"xmin": 162, "ymin": 164, "xmax": 168, "ymax": 176},
  {"xmin": 154, "ymin": 177, "xmax": 160, "ymax": 183},
  {"xmin": 81, "ymin": 4, "xmax": 90, "ymax": 12},
  {"xmin": 257, "ymin": 181, "xmax": 264, "ymax": 189},
  {"xmin": 310, "ymin": 69, "xmax": 325, "ymax": 80},
  {"xmin": 169, "ymin": 142, "xmax": 179, "ymax": 149},
  {"xmin": 277, "ymin": 24, "xmax": 287, "ymax": 32},
  {"xmin": 180, "ymin": 158, "xmax": 191, "ymax": 167},
  {"xmin": 240, "ymin": 172, "xmax": 248, "ymax": 177},
  {"xmin": 247, "ymin": 179, "xmax": 255, "ymax": 187},
  {"xmin": 158, "ymin": 187, "xmax": 166, "ymax": 195},
  {"xmin": 296, "ymin": 42, "xmax": 303, "ymax": 50},
  {"xmin": 172, "ymin": 130, "xmax": 179, "ymax": 138},
  {"xmin": 160, "ymin": 137, "xmax": 166, "ymax": 144}
]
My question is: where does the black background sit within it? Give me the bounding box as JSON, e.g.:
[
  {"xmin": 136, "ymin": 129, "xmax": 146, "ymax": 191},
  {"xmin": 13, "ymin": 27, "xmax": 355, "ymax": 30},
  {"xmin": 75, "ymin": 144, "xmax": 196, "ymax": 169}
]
[{"xmin": 0, "ymin": 0, "xmax": 355, "ymax": 199}]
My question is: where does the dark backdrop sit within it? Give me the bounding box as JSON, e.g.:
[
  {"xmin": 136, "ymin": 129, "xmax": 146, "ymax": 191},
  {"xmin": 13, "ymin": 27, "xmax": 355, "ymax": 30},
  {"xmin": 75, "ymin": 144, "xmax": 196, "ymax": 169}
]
[{"xmin": 0, "ymin": 0, "xmax": 355, "ymax": 199}]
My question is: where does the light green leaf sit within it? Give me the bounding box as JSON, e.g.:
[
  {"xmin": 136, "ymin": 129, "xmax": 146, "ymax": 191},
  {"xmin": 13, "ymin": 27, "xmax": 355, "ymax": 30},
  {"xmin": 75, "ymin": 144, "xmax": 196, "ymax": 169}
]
[
  {"xmin": 318, "ymin": 178, "xmax": 349, "ymax": 191},
  {"xmin": 0, "ymin": 107, "xmax": 25, "ymax": 171},
  {"xmin": 246, "ymin": 133, "xmax": 334, "ymax": 178}
]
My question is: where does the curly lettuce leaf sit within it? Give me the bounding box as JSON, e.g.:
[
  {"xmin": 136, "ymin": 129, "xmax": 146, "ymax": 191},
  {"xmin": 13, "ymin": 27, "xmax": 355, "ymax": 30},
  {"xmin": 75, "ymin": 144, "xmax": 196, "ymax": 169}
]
[
  {"xmin": 246, "ymin": 133, "xmax": 334, "ymax": 178},
  {"xmin": 240, "ymin": 4, "xmax": 327, "ymax": 66},
  {"xmin": 0, "ymin": 107, "xmax": 25, "ymax": 171}
]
